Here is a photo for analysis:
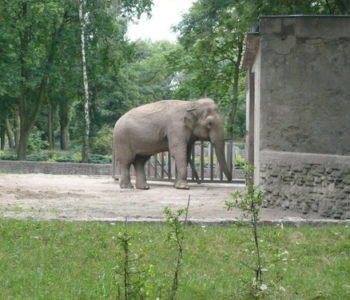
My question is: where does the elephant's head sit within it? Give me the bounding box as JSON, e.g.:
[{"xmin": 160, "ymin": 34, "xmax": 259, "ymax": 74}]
[{"xmin": 184, "ymin": 98, "xmax": 232, "ymax": 182}]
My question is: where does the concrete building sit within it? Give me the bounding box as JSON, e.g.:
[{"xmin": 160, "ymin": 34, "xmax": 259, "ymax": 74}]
[{"xmin": 243, "ymin": 16, "xmax": 350, "ymax": 219}]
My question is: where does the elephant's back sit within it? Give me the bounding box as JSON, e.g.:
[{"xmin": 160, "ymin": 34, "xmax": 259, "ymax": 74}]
[
  {"xmin": 115, "ymin": 100, "xmax": 186, "ymax": 129},
  {"xmin": 128, "ymin": 100, "xmax": 185, "ymax": 116}
]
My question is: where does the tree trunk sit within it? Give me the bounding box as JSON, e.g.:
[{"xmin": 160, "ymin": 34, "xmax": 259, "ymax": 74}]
[
  {"xmin": 16, "ymin": 5, "xmax": 68, "ymax": 160},
  {"xmin": 48, "ymin": 101, "xmax": 55, "ymax": 152},
  {"xmin": 17, "ymin": 75, "xmax": 48, "ymax": 160},
  {"xmin": 59, "ymin": 101, "xmax": 70, "ymax": 151},
  {"xmin": 14, "ymin": 109, "xmax": 20, "ymax": 150},
  {"xmin": 79, "ymin": 0, "xmax": 90, "ymax": 163},
  {"xmin": 5, "ymin": 117, "xmax": 15, "ymax": 149},
  {"xmin": 227, "ymin": 36, "xmax": 244, "ymax": 139},
  {"xmin": 17, "ymin": 124, "xmax": 30, "ymax": 160},
  {"xmin": 0, "ymin": 125, "xmax": 5, "ymax": 150}
]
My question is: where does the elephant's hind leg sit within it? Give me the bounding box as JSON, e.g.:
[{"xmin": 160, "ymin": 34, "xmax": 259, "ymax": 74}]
[
  {"xmin": 133, "ymin": 156, "xmax": 150, "ymax": 190},
  {"xmin": 119, "ymin": 162, "xmax": 134, "ymax": 189}
]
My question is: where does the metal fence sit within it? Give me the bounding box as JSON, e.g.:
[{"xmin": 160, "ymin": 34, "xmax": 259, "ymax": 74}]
[{"xmin": 143, "ymin": 140, "xmax": 246, "ymax": 183}]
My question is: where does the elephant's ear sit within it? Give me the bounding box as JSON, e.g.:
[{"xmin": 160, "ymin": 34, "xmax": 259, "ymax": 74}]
[
  {"xmin": 184, "ymin": 103, "xmax": 198, "ymax": 129},
  {"xmin": 184, "ymin": 109, "xmax": 196, "ymax": 129},
  {"xmin": 205, "ymin": 115, "xmax": 215, "ymax": 129}
]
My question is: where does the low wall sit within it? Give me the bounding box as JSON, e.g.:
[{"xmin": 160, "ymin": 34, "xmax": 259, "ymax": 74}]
[
  {"xmin": 0, "ymin": 160, "xmax": 112, "ymax": 176},
  {"xmin": 0, "ymin": 160, "xmax": 244, "ymax": 181},
  {"xmin": 260, "ymin": 151, "xmax": 350, "ymax": 219}
]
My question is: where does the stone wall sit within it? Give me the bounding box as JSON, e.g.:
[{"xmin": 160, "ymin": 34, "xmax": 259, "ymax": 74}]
[
  {"xmin": 0, "ymin": 160, "xmax": 245, "ymax": 181},
  {"xmin": 0, "ymin": 160, "xmax": 112, "ymax": 176},
  {"xmin": 260, "ymin": 151, "xmax": 350, "ymax": 219}
]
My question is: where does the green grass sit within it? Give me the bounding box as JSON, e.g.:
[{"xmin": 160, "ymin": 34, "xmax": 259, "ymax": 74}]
[{"xmin": 0, "ymin": 219, "xmax": 349, "ymax": 299}]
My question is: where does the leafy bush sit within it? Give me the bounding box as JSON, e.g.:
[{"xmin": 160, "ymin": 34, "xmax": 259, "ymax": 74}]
[
  {"xmin": 0, "ymin": 150, "xmax": 17, "ymax": 160},
  {"xmin": 54, "ymin": 151, "xmax": 81, "ymax": 163},
  {"xmin": 91, "ymin": 126, "xmax": 113, "ymax": 155},
  {"xmin": 27, "ymin": 152, "xmax": 51, "ymax": 161},
  {"xmin": 27, "ymin": 127, "xmax": 49, "ymax": 154},
  {"xmin": 88, "ymin": 154, "xmax": 112, "ymax": 164},
  {"xmin": 234, "ymin": 153, "xmax": 246, "ymax": 169},
  {"xmin": 0, "ymin": 149, "xmax": 112, "ymax": 164}
]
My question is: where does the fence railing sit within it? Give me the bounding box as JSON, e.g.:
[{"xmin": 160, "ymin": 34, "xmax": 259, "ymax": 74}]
[{"xmin": 142, "ymin": 141, "xmax": 246, "ymax": 183}]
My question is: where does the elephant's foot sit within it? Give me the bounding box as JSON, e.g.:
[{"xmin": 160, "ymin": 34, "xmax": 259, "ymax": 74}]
[
  {"xmin": 175, "ymin": 181, "xmax": 190, "ymax": 190},
  {"xmin": 136, "ymin": 183, "xmax": 150, "ymax": 190},
  {"xmin": 120, "ymin": 182, "xmax": 134, "ymax": 189}
]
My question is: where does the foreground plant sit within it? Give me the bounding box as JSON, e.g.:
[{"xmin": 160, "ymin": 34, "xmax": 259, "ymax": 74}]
[
  {"xmin": 114, "ymin": 219, "xmax": 153, "ymax": 299},
  {"xmin": 114, "ymin": 196, "xmax": 191, "ymax": 300},
  {"xmin": 226, "ymin": 164, "xmax": 266, "ymax": 294},
  {"xmin": 164, "ymin": 196, "xmax": 190, "ymax": 300}
]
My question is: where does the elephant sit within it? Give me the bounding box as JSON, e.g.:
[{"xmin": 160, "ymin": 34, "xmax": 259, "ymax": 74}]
[{"xmin": 112, "ymin": 98, "xmax": 232, "ymax": 189}]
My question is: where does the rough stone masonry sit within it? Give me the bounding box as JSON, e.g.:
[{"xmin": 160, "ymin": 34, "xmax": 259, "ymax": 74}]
[{"xmin": 260, "ymin": 151, "xmax": 350, "ymax": 219}]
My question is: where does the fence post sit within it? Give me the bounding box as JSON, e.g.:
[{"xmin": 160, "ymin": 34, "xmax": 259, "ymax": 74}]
[
  {"xmin": 227, "ymin": 140, "xmax": 233, "ymax": 180},
  {"xmin": 161, "ymin": 152, "xmax": 165, "ymax": 179},
  {"xmin": 200, "ymin": 141, "xmax": 204, "ymax": 181},
  {"xmin": 154, "ymin": 153, "xmax": 158, "ymax": 179},
  {"xmin": 210, "ymin": 142, "xmax": 214, "ymax": 181},
  {"xmin": 219, "ymin": 142, "xmax": 224, "ymax": 181},
  {"xmin": 168, "ymin": 151, "xmax": 172, "ymax": 180},
  {"xmin": 191, "ymin": 145, "xmax": 195, "ymax": 180},
  {"xmin": 147, "ymin": 159, "xmax": 150, "ymax": 178}
]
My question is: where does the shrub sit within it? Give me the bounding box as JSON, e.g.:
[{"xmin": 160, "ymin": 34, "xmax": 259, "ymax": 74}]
[
  {"xmin": 91, "ymin": 126, "xmax": 113, "ymax": 155},
  {"xmin": 234, "ymin": 153, "xmax": 246, "ymax": 169},
  {"xmin": 0, "ymin": 150, "xmax": 17, "ymax": 160},
  {"xmin": 27, "ymin": 127, "xmax": 49, "ymax": 154},
  {"xmin": 88, "ymin": 154, "xmax": 112, "ymax": 164}
]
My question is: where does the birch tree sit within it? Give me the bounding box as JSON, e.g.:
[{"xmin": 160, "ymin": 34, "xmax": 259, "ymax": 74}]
[{"xmin": 78, "ymin": 0, "xmax": 90, "ymax": 162}]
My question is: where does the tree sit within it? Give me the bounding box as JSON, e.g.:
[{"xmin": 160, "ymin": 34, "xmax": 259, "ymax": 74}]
[
  {"xmin": 0, "ymin": 0, "xmax": 72, "ymax": 159},
  {"xmin": 125, "ymin": 40, "xmax": 178, "ymax": 105},
  {"xmin": 78, "ymin": 0, "xmax": 90, "ymax": 162},
  {"xmin": 75, "ymin": 0, "xmax": 153, "ymax": 159},
  {"xmin": 172, "ymin": 0, "xmax": 250, "ymax": 138},
  {"xmin": 171, "ymin": 0, "xmax": 349, "ymax": 139},
  {"xmin": 0, "ymin": 0, "xmax": 153, "ymax": 160}
]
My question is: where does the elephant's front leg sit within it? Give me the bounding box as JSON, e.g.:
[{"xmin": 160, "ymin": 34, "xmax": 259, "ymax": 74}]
[
  {"xmin": 187, "ymin": 144, "xmax": 201, "ymax": 184},
  {"xmin": 171, "ymin": 144, "xmax": 190, "ymax": 190}
]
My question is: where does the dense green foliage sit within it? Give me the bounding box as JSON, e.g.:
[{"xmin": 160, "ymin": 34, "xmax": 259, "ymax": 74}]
[
  {"xmin": 0, "ymin": 220, "xmax": 349, "ymax": 299},
  {"xmin": 0, "ymin": 0, "xmax": 348, "ymax": 160}
]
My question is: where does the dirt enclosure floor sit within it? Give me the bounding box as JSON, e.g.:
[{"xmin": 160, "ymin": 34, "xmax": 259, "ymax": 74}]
[{"xmin": 0, "ymin": 174, "xmax": 342, "ymax": 224}]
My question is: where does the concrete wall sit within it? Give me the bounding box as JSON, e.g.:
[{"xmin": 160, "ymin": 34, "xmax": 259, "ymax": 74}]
[
  {"xmin": 245, "ymin": 16, "xmax": 350, "ymax": 219},
  {"xmin": 252, "ymin": 44, "xmax": 261, "ymax": 184},
  {"xmin": 259, "ymin": 16, "xmax": 350, "ymax": 155}
]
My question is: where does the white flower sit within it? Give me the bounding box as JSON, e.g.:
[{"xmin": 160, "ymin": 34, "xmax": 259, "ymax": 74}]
[{"xmin": 260, "ymin": 284, "xmax": 268, "ymax": 291}]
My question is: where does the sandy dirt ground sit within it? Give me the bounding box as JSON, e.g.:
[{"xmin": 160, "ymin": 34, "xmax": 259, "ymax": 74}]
[{"xmin": 0, "ymin": 174, "xmax": 338, "ymax": 224}]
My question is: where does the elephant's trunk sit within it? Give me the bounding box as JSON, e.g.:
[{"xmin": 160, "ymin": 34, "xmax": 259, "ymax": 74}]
[{"xmin": 210, "ymin": 129, "xmax": 232, "ymax": 182}]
